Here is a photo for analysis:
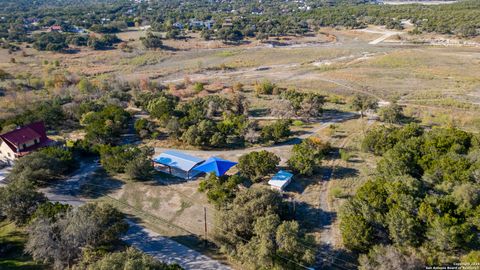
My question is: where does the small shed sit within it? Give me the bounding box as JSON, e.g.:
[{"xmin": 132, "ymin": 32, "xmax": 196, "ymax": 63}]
[
  {"xmin": 152, "ymin": 150, "xmax": 205, "ymax": 179},
  {"xmin": 268, "ymin": 170, "xmax": 294, "ymax": 191}
]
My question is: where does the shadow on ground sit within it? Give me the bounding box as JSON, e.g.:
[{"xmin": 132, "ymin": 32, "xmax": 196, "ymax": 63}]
[
  {"xmin": 292, "ymin": 201, "xmax": 337, "ymax": 231},
  {"xmin": 78, "ymin": 169, "xmax": 124, "ymax": 199},
  {"xmin": 287, "ymin": 165, "xmax": 335, "ymax": 194},
  {"xmin": 147, "ymin": 171, "xmax": 194, "ymax": 186},
  {"xmin": 333, "ymin": 166, "xmax": 359, "ymax": 180},
  {"xmin": 249, "ymin": 108, "xmax": 270, "ymax": 117},
  {"xmin": 0, "ymin": 223, "xmax": 45, "ymax": 270},
  {"xmin": 316, "ymin": 243, "xmax": 359, "ymax": 270}
]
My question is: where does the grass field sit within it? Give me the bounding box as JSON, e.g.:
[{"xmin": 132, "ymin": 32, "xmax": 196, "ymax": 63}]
[{"xmin": 0, "ymin": 221, "xmax": 44, "ymax": 270}]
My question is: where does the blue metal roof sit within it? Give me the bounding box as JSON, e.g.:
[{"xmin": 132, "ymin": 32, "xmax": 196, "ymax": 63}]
[
  {"xmin": 153, "ymin": 150, "xmax": 205, "ymax": 172},
  {"xmin": 268, "ymin": 170, "xmax": 294, "ymax": 189},
  {"xmin": 193, "ymin": 156, "xmax": 237, "ymax": 176},
  {"xmin": 271, "ymin": 170, "xmax": 293, "ymax": 181}
]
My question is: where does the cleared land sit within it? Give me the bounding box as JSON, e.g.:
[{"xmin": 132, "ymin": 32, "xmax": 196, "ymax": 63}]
[
  {"xmin": 2, "ymin": 26, "xmax": 478, "ymax": 128},
  {"xmin": 1, "ymin": 23, "xmax": 479, "ymax": 269}
]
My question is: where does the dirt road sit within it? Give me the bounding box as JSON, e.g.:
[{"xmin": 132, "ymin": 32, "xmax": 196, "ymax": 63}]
[
  {"xmin": 39, "ymin": 159, "xmax": 98, "ymax": 206},
  {"xmin": 315, "ymin": 135, "xmax": 352, "ymax": 269},
  {"xmin": 357, "ymin": 28, "xmax": 404, "ymax": 45}
]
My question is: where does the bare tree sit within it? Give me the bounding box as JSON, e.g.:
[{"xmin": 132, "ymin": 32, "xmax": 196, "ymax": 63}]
[
  {"xmin": 231, "ymin": 93, "xmax": 250, "ymax": 116},
  {"xmin": 270, "ymin": 99, "xmax": 295, "ymax": 119},
  {"xmin": 26, "ymin": 203, "xmax": 128, "ymax": 269},
  {"xmin": 298, "ymin": 93, "xmax": 324, "ymax": 122},
  {"xmin": 359, "ymin": 245, "xmax": 424, "ymax": 270}
]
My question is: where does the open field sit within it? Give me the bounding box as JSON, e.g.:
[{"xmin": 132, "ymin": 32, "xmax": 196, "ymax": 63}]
[
  {"xmin": 61, "ymin": 165, "xmax": 214, "ymax": 240},
  {"xmin": 2, "ymin": 26, "xmax": 478, "ymax": 129}
]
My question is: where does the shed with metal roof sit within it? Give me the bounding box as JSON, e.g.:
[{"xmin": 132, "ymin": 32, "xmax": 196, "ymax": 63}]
[
  {"xmin": 152, "ymin": 150, "xmax": 205, "ymax": 179},
  {"xmin": 268, "ymin": 170, "xmax": 294, "ymax": 191}
]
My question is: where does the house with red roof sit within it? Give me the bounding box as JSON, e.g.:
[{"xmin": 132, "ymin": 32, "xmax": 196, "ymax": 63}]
[
  {"xmin": 49, "ymin": 25, "xmax": 62, "ymax": 32},
  {"xmin": 0, "ymin": 122, "xmax": 54, "ymax": 165}
]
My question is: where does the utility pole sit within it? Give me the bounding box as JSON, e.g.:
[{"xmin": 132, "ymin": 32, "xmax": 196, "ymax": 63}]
[{"xmin": 204, "ymin": 207, "xmax": 208, "ymax": 248}]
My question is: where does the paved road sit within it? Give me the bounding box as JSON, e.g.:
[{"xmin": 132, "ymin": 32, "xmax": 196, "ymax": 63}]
[
  {"xmin": 40, "ymin": 159, "xmax": 97, "ymax": 206},
  {"xmin": 123, "ymin": 221, "xmax": 231, "ymax": 270},
  {"xmin": 42, "ymin": 160, "xmax": 231, "ymax": 270},
  {"xmin": 0, "ymin": 167, "xmax": 11, "ymax": 187}
]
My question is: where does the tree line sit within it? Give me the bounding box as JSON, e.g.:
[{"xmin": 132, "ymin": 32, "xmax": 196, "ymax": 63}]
[
  {"xmin": 135, "ymin": 89, "xmax": 303, "ymax": 149},
  {"xmin": 341, "ymin": 124, "xmax": 480, "ymax": 268},
  {"xmin": 2, "ymin": 0, "xmax": 480, "ymax": 53}
]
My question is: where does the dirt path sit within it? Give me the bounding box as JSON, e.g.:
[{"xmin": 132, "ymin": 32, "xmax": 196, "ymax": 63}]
[
  {"xmin": 316, "ymin": 134, "xmax": 352, "ymax": 268},
  {"xmin": 312, "ymin": 77, "xmax": 385, "ymax": 102},
  {"xmin": 357, "ymin": 28, "xmax": 404, "ymax": 45},
  {"xmin": 155, "ymin": 111, "xmax": 357, "ymax": 164},
  {"xmin": 40, "ymin": 159, "xmax": 98, "ymax": 206},
  {"xmin": 157, "ymin": 55, "xmax": 388, "ymax": 105},
  {"xmin": 161, "ymin": 62, "xmax": 301, "ymax": 85},
  {"xmin": 316, "ymin": 119, "xmax": 374, "ymax": 268}
]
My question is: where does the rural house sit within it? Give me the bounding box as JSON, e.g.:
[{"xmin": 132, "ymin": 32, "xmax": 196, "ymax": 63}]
[
  {"xmin": 49, "ymin": 25, "xmax": 62, "ymax": 32},
  {"xmin": 0, "ymin": 122, "xmax": 53, "ymax": 165}
]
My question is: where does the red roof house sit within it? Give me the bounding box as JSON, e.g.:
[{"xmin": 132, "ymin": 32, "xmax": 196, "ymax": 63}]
[
  {"xmin": 49, "ymin": 25, "xmax": 62, "ymax": 32},
  {"xmin": 0, "ymin": 122, "xmax": 54, "ymax": 164}
]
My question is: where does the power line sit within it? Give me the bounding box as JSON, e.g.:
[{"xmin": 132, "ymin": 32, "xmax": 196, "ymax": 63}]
[
  {"xmin": 43, "ymin": 180, "xmax": 314, "ymax": 270},
  {"xmin": 153, "ymin": 175, "xmax": 360, "ymax": 267},
  {"xmin": 82, "ymin": 173, "xmax": 359, "ymax": 268},
  {"xmin": 32, "ymin": 173, "xmax": 358, "ymax": 269},
  {"xmin": 105, "ymin": 179, "xmax": 357, "ymax": 268}
]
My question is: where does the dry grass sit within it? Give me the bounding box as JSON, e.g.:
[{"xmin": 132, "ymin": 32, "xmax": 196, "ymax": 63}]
[
  {"xmin": 110, "ymin": 175, "xmax": 214, "ymax": 237},
  {"xmin": 1, "ymin": 26, "xmax": 479, "ymax": 128}
]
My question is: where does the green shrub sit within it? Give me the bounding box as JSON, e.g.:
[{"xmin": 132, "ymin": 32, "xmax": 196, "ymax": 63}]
[
  {"xmin": 331, "ymin": 187, "xmax": 344, "ymax": 199},
  {"xmin": 339, "ymin": 149, "xmax": 351, "ymax": 162},
  {"xmin": 261, "ymin": 120, "xmax": 291, "ymax": 143},
  {"xmin": 193, "ymin": 82, "xmax": 204, "ymax": 93},
  {"xmin": 288, "ymin": 138, "xmax": 330, "ymax": 176},
  {"xmin": 254, "ymin": 80, "xmax": 276, "ymax": 95},
  {"xmin": 292, "ymin": 120, "xmax": 304, "ymax": 127},
  {"xmin": 237, "ymin": 150, "xmax": 280, "ymax": 181}
]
